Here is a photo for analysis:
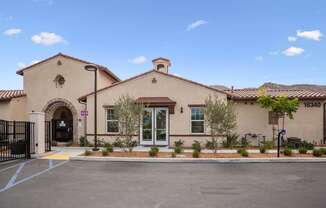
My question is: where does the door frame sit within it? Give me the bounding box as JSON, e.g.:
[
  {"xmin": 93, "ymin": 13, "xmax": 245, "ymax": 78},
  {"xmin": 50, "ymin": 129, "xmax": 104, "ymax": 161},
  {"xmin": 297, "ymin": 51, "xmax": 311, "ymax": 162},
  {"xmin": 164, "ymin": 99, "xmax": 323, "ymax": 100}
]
[{"xmin": 140, "ymin": 107, "xmax": 169, "ymax": 146}]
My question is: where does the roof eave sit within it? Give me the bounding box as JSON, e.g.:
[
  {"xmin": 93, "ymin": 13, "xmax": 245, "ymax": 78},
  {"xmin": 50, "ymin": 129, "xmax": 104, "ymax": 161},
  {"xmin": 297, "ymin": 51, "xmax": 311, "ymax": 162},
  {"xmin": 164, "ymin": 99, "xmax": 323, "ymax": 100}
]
[{"xmin": 16, "ymin": 53, "xmax": 121, "ymax": 82}]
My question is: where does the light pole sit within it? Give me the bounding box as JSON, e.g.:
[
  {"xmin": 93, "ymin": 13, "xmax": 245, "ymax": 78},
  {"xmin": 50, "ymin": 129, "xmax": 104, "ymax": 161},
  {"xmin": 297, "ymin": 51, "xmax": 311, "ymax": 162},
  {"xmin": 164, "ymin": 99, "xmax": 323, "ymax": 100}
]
[{"xmin": 84, "ymin": 64, "xmax": 99, "ymax": 151}]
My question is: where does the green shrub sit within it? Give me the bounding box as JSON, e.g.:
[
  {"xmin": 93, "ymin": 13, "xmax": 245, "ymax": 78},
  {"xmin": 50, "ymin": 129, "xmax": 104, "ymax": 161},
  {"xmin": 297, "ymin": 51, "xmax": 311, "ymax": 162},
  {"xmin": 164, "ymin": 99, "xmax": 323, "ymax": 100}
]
[
  {"xmin": 149, "ymin": 146, "xmax": 159, "ymax": 157},
  {"xmin": 113, "ymin": 138, "xmax": 124, "ymax": 148},
  {"xmin": 302, "ymin": 141, "xmax": 314, "ymax": 150},
  {"xmin": 313, "ymin": 149, "xmax": 322, "ymax": 157},
  {"xmin": 97, "ymin": 139, "xmax": 105, "ymax": 147},
  {"xmin": 240, "ymin": 137, "xmax": 250, "ymax": 148},
  {"xmin": 283, "ymin": 148, "xmax": 292, "ymax": 156},
  {"xmin": 174, "ymin": 146, "xmax": 183, "ymax": 154},
  {"xmin": 298, "ymin": 147, "xmax": 307, "ymax": 154},
  {"xmin": 112, "ymin": 138, "xmax": 137, "ymax": 152},
  {"xmin": 319, "ymin": 148, "xmax": 326, "ymax": 155},
  {"xmin": 286, "ymin": 138, "xmax": 314, "ymax": 150},
  {"xmin": 237, "ymin": 149, "xmax": 244, "ymax": 154},
  {"xmin": 102, "ymin": 150, "xmax": 109, "ymax": 156},
  {"xmin": 79, "ymin": 136, "xmax": 90, "ymax": 147},
  {"xmin": 171, "ymin": 152, "xmax": 176, "ymax": 158},
  {"xmin": 222, "ymin": 133, "xmax": 239, "ymax": 148},
  {"xmin": 205, "ymin": 139, "xmax": 218, "ymax": 150},
  {"xmin": 84, "ymin": 149, "xmax": 91, "ymax": 156},
  {"xmin": 105, "ymin": 143, "xmax": 114, "ymax": 152},
  {"xmin": 259, "ymin": 146, "xmax": 266, "ymax": 154},
  {"xmin": 192, "ymin": 150, "xmax": 200, "ymax": 158},
  {"xmin": 192, "ymin": 140, "xmax": 201, "ymax": 152},
  {"xmin": 260, "ymin": 140, "xmax": 273, "ymax": 149},
  {"xmin": 238, "ymin": 149, "xmax": 248, "ymax": 157},
  {"xmin": 174, "ymin": 139, "xmax": 184, "ymax": 147},
  {"xmin": 125, "ymin": 139, "xmax": 137, "ymax": 152}
]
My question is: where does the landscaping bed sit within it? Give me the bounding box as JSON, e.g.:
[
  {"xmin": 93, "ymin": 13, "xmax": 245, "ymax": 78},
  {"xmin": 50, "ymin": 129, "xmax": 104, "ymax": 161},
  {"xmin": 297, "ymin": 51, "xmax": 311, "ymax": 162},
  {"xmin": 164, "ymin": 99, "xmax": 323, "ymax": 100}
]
[{"xmin": 82, "ymin": 151, "xmax": 321, "ymax": 158}]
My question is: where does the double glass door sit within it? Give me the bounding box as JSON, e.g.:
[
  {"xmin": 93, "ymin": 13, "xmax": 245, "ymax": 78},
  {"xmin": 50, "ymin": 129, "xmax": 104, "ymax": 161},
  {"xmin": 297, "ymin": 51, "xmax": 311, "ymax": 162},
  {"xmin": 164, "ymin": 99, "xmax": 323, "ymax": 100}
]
[{"xmin": 140, "ymin": 108, "xmax": 168, "ymax": 146}]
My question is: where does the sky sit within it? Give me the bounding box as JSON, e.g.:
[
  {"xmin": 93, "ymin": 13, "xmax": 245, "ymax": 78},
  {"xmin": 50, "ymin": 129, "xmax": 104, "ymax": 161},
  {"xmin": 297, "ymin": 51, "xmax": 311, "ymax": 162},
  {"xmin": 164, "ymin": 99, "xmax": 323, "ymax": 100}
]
[{"xmin": 0, "ymin": 0, "xmax": 325, "ymax": 89}]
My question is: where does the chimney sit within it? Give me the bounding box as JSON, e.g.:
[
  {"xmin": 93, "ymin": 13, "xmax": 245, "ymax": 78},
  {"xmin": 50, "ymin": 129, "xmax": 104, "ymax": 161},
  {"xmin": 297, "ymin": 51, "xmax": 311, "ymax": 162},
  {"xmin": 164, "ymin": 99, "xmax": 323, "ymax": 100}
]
[{"xmin": 152, "ymin": 57, "xmax": 171, "ymax": 74}]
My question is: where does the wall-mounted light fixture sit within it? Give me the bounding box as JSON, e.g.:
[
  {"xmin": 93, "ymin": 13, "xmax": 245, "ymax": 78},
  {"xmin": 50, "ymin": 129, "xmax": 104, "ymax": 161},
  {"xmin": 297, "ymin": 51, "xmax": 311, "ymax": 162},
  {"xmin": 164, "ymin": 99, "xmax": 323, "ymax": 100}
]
[{"xmin": 180, "ymin": 106, "xmax": 183, "ymax": 113}]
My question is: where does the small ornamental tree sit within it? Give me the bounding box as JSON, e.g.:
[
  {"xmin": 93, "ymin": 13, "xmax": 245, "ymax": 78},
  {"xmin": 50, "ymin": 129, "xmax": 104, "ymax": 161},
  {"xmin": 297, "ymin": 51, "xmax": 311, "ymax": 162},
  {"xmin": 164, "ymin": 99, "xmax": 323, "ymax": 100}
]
[
  {"xmin": 114, "ymin": 95, "xmax": 144, "ymax": 152},
  {"xmin": 204, "ymin": 96, "xmax": 237, "ymax": 153},
  {"xmin": 257, "ymin": 87, "xmax": 300, "ymax": 143}
]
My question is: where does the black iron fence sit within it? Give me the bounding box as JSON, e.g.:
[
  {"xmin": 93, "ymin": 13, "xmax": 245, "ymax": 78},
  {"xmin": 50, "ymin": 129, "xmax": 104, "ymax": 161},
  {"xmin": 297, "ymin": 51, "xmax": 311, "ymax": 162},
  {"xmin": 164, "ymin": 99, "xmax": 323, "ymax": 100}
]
[
  {"xmin": 0, "ymin": 120, "xmax": 34, "ymax": 162},
  {"xmin": 45, "ymin": 121, "xmax": 52, "ymax": 152}
]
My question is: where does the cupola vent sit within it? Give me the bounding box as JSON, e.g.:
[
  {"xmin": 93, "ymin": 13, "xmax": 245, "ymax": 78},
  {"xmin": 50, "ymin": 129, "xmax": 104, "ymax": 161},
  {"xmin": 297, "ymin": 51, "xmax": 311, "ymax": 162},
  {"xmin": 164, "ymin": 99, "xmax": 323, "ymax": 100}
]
[{"xmin": 152, "ymin": 57, "xmax": 171, "ymax": 73}]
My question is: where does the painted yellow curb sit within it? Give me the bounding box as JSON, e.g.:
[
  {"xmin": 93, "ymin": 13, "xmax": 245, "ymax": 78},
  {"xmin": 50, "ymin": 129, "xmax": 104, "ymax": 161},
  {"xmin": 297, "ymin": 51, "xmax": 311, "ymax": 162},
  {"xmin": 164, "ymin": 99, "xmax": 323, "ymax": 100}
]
[{"xmin": 42, "ymin": 153, "xmax": 70, "ymax": 160}]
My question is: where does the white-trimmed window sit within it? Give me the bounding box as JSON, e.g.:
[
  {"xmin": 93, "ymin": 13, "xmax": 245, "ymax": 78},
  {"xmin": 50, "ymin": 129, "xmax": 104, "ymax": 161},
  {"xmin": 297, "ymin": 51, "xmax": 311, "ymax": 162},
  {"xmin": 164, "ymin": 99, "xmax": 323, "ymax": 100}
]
[
  {"xmin": 106, "ymin": 108, "xmax": 119, "ymax": 133},
  {"xmin": 191, "ymin": 107, "xmax": 204, "ymax": 133}
]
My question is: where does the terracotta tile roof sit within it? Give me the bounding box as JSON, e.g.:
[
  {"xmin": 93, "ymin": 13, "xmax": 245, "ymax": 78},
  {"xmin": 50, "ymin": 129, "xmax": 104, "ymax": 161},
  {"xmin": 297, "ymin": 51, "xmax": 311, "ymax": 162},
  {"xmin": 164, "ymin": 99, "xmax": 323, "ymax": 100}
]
[
  {"xmin": 0, "ymin": 90, "xmax": 26, "ymax": 101},
  {"xmin": 16, "ymin": 53, "xmax": 120, "ymax": 82},
  {"xmin": 228, "ymin": 88, "xmax": 326, "ymax": 100}
]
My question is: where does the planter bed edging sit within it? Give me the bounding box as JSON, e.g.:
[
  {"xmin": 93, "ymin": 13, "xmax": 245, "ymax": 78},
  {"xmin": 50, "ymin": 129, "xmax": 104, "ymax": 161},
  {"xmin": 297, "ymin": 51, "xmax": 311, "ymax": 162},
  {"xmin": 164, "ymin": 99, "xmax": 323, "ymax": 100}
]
[{"xmin": 70, "ymin": 156, "xmax": 326, "ymax": 163}]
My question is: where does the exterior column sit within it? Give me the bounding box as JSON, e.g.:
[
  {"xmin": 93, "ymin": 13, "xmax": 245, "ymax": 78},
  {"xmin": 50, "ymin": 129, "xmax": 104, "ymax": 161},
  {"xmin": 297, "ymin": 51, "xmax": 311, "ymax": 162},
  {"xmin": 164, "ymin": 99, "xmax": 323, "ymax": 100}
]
[{"xmin": 29, "ymin": 112, "xmax": 45, "ymax": 154}]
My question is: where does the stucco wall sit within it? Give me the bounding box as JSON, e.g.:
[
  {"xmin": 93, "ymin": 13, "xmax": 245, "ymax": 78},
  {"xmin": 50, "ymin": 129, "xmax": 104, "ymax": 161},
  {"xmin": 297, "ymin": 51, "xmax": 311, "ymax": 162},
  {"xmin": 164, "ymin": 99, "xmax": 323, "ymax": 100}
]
[
  {"xmin": 22, "ymin": 55, "xmax": 115, "ymax": 141},
  {"xmin": 0, "ymin": 101, "xmax": 10, "ymax": 120},
  {"xmin": 0, "ymin": 97, "xmax": 28, "ymax": 121},
  {"xmin": 86, "ymin": 70, "xmax": 227, "ymax": 147},
  {"xmin": 234, "ymin": 101, "xmax": 325, "ymax": 144}
]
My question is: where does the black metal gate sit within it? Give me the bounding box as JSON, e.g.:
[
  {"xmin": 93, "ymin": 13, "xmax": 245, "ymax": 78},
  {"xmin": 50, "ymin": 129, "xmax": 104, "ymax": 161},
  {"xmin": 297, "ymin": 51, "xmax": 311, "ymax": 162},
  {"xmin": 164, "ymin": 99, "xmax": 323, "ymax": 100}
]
[
  {"xmin": 45, "ymin": 121, "xmax": 52, "ymax": 152},
  {"xmin": 0, "ymin": 120, "xmax": 34, "ymax": 162}
]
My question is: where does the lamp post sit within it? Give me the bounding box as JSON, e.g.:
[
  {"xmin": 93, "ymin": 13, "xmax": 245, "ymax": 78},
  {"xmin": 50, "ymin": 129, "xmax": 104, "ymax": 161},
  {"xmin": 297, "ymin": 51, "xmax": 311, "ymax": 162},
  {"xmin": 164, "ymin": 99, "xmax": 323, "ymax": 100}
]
[{"xmin": 84, "ymin": 64, "xmax": 99, "ymax": 151}]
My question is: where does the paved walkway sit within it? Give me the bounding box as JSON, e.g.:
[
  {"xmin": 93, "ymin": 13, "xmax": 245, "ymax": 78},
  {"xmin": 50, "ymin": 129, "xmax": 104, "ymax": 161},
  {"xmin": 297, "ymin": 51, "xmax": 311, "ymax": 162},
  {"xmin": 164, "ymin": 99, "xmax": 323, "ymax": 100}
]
[{"xmin": 40, "ymin": 147, "xmax": 85, "ymax": 160}]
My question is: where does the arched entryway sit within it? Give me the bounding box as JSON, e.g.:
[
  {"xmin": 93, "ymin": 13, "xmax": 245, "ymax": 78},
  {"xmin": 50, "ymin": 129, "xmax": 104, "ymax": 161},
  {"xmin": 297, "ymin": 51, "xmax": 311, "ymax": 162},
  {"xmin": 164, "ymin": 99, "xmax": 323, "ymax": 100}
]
[
  {"xmin": 52, "ymin": 106, "xmax": 73, "ymax": 142},
  {"xmin": 43, "ymin": 98, "xmax": 78, "ymax": 143}
]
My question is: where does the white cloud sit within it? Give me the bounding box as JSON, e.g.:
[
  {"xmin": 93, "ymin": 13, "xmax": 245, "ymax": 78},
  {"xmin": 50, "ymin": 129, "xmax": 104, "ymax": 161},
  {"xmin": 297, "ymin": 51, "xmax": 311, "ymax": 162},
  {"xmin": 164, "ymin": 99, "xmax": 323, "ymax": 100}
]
[
  {"xmin": 288, "ymin": 36, "xmax": 297, "ymax": 42},
  {"xmin": 255, "ymin": 56, "xmax": 263, "ymax": 61},
  {"xmin": 4, "ymin": 28, "xmax": 22, "ymax": 36},
  {"xmin": 269, "ymin": 51, "xmax": 279, "ymax": 55},
  {"xmin": 296, "ymin": 30, "xmax": 322, "ymax": 41},
  {"xmin": 187, "ymin": 20, "xmax": 208, "ymax": 31},
  {"xmin": 129, "ymin": 56, "xmax": 147, "ymax": 64},
  {"xmin": 282, "ymin": 46, "xmax": 305, "ymax": 56},
  {"xmin": 31, "ymin": 32, "xmax": 66, "ymax": 46},
  {"xmin": 17, "ymin": 60, "xmax": 40, "ymax": 69}
]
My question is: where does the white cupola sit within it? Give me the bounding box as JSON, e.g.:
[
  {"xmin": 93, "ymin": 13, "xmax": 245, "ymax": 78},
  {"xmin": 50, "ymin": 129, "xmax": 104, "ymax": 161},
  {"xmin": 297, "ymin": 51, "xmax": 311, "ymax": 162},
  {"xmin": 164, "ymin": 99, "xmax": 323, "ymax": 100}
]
[{"xmin": 152, "ymin": 57, "xmax": 171, "ymax": 74}]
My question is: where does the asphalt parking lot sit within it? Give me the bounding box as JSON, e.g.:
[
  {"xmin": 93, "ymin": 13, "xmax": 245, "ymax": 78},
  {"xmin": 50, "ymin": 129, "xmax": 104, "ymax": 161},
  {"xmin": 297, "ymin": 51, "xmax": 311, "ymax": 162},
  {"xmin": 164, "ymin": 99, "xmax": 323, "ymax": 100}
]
[{"xmin": 1, "ymin": 159, "xmax": 326, "ymax": 208}]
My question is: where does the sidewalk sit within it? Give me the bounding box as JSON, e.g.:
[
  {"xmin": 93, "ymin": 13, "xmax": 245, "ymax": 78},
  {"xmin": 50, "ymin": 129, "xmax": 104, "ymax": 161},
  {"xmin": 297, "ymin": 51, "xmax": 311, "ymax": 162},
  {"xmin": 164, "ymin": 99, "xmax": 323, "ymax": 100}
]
[
  {"xmin": 34, "ymin": 146, "xmax": 325, "ymax": 163},
  {"xmin": 36, "ymin": 146, "xmax": 86, "ymax": 160}
]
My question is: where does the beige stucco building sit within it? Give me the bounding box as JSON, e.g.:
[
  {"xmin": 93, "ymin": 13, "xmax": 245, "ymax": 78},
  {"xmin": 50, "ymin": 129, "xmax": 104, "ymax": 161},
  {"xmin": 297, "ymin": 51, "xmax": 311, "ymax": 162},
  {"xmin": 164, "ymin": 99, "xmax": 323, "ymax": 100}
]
[{"xmin": 1, "ymin": 53, "xmax": 325, "ymax": 149}]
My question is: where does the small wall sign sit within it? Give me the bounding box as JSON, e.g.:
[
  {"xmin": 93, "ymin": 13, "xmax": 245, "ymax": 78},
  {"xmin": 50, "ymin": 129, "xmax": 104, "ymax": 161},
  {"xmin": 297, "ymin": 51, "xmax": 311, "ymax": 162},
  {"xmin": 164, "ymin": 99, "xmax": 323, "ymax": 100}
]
[
  {"xmin": 81, "ymin": 110, "xmax": 88, "ymax": 117},
  {"xmin": 304, "ymin": 101, "xmax": 321, "ymax": 108}
]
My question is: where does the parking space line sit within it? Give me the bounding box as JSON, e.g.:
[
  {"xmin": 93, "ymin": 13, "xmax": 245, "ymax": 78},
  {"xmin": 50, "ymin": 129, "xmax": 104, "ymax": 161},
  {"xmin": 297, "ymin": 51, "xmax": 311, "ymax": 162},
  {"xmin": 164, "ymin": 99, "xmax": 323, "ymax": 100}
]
[
  {"xmin": 0, "ymin": 159, "xmax": 35, "ymax": 174},
  {"xmin": 49, "ymin": 159, "xmax": 53, "ymax": 168},
  {"xmin": 0, "ymin": 160, "xmax": 68, "ymax": 193},
  {"xmin": 4, "ymin": 161, "xmax": 26, "ymax": 190}
]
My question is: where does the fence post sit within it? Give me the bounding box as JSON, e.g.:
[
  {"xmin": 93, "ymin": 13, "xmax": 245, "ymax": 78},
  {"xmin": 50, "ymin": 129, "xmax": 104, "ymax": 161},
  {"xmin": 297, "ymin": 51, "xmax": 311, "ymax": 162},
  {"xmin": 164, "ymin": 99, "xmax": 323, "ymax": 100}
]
[
  {"xmin": 49, "ymin": 121, "xmax": 52, "ymax": 151},
  {"xmin": 25, "ymin": 122, "xmax": 31, "ymax": 159},
  {"xmin": 29, "ymin": 112, "xmax": 45, "ymax": 154}
]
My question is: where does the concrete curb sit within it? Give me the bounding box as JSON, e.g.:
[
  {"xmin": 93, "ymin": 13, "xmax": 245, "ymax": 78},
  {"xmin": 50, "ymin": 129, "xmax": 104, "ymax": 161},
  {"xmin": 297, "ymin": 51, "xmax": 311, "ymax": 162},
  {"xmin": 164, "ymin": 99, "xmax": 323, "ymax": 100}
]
[{"xmin": 70, "ymin": 156, "xmax": 326, "ymax": 163}]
